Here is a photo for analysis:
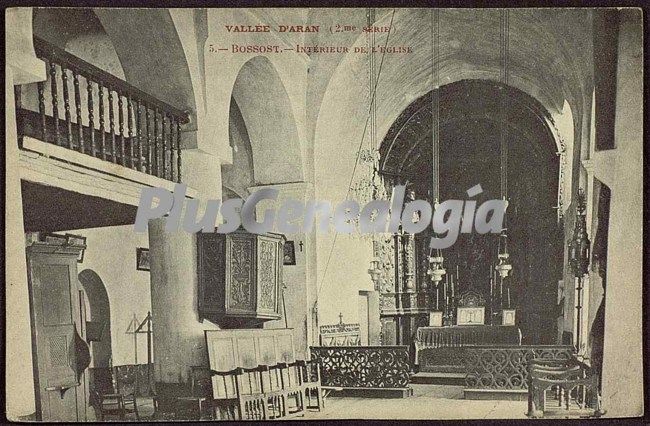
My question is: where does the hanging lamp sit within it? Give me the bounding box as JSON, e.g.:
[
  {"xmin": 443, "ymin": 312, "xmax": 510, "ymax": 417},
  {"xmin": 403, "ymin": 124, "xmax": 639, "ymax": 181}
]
[
  {"xmin": 426, "ymin": 8, "xmax": 446, "ymax": 287},
  {"xmin": 494, "ymin": 9, "xmax": 513, "ymax": 280}
]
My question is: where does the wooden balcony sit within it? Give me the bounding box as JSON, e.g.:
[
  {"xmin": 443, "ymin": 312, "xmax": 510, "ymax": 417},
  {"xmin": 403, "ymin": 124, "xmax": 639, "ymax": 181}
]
[{"xmin": 15, "ymin": 37, "xmax": 190, "ymax": 183}]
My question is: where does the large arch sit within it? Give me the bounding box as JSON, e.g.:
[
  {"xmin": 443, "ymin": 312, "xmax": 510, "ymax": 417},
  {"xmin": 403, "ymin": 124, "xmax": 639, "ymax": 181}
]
[
  {"xmin": 311, "ymin": 8, "xmax": 592, "ymax": 325},
  {"xmin": 231, "ymin": 56, "xmax": 304, "ymax": 185},
  {"xmin": 79, "ymin": 269, "xmax": 112, "ymax": 368},
  {"xmin": 378, "ymin": 79, "xmax": 564, "ymax": 344},
  {"xmin": 222, "ymin": 98, "xmax": 255, "ymax": 198}
]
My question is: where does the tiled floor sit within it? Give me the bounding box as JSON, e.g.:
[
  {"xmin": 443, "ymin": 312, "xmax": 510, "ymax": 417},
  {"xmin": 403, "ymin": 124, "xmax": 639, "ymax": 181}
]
[{"xmin": 106, "ymin": 384, "xmax": 528, "ymax": 421}]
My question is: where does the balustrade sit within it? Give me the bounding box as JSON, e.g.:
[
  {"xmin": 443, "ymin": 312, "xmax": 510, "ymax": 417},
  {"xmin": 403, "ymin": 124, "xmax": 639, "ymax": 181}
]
[{"xmin": 16, "ymin": 37, "xmax": 189, "ymax": 183}]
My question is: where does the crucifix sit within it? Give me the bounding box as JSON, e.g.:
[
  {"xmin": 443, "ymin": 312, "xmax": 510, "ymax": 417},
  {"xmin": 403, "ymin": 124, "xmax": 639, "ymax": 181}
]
[
  {"xmin": 338, "ymin": 312, "xmax": 344, "ymax": 324},
  {"xmin": 298, "ymin": 241, "xmax": 304, "ymax": 252}
]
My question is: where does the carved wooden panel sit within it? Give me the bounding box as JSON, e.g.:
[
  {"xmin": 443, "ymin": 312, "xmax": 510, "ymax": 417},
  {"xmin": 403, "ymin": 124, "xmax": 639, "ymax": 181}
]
[
  {"xmin": 257, "ymin": 237, "xmax": 279, "ymax": 312},
  {"xmin": 373, "ymin": 236, "xmax": 396, "ymax": 293},
  {"xmin": 197, "ymin": 234, "xmax": 225, "ymax": 308},
  {"xmin": 197, "ymin": 230, "xmax": 283, "ymax": 325},
  {"xmin": 227, "ymin": 236, "xmax": 254, "ymax": 311}
]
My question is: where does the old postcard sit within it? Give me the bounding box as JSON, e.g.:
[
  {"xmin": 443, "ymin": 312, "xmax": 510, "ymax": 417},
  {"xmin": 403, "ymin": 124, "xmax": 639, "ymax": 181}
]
[{"xmin": 5, "ymin": 6, "xmax": 643, "ymax": 421}]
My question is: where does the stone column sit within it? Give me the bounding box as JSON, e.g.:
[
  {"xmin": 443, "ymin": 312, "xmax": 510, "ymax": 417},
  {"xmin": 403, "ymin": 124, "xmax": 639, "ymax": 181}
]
[
  {"xmin": 148, "ymin": 148, "xmax": 222, "ymax": 391},
  {"xmin": 359, "ymin": 290, "xmax": 381, "ymax": 345},
  {"xmin": 597, "ymin": 9, "xmax": 643, "ymax": 417},
  {"xmin": 247, "ymin": 182, "xmax": 316, "ymax": 359},
  {"xmin": 5, "ymin": 7, "xmax": 46, "ymax": 420}
]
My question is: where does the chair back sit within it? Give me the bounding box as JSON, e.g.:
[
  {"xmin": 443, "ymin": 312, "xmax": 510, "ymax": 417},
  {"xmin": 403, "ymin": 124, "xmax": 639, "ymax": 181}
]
[
  {"xmin": 189, "ymin": 366, "xmax": 213, "ymax": 398},
  {"xmin": 239, "ymin": 366, "xmax": 264, "ymax": 396},
  {"xmin": 113, "ymin": 365, "xmax": 138, "ymax": 396},
  {"xmin": 263, "ymin": 364, "xmax": 284, "ymax": 393},
  {"xmin": 300, "ymin": 359, "xmax": 321, "ymax": 384},
  {"xmin": 211, "ymin": 367, "xmax": 240, "ymax": 401},
  {"xmin": 89, "ymin": 367, "xmax": 114, "ymax": 395},
  {"xmin": 283, "ymin": 362, "xmax": 302, "ymax": 388}
]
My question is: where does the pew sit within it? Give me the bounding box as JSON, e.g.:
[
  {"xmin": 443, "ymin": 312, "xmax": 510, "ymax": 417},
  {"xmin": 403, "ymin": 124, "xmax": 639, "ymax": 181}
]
[{"xmin": 205, "ymin": 329, "xmax": 322, "ymax": 419}]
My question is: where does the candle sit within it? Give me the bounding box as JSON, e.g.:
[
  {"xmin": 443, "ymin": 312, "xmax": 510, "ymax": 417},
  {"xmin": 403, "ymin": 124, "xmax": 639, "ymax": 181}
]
[
  {"xmin": 436, "ymin": 286, "xmax": 439, "ymax": 310},
  {"xmin": 490, "ymin": 276, "xmax": 493, "ymax": 298},
  {"xmin": 507, "ymin": 288, "xmax": 511, "ymax": 308},
  {"xmin": 451, "ymin": 275, "xmax": 455, "ymax": 298}
]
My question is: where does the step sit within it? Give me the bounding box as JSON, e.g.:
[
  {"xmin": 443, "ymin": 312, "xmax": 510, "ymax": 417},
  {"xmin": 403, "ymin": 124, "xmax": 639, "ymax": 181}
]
[
  {"xmin": 464, "ymin": 388, "xmax": 529, "ymax": 401},
  {"xmin": 411, "ymin": 372, "xmax": 466, "ymax": 385}
]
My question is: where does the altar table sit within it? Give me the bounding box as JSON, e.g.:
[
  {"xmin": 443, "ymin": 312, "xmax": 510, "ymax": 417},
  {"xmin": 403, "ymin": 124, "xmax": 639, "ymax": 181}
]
[{"xmin": 414, "ymin": 325, "xmax": 521, "ymax": 372}]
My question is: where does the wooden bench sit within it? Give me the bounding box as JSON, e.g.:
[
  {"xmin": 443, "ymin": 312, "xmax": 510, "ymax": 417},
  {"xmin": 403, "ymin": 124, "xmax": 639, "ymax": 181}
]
[{"xmin": 205, "ymin": 329, "xmax": 323, "ymax": 419}]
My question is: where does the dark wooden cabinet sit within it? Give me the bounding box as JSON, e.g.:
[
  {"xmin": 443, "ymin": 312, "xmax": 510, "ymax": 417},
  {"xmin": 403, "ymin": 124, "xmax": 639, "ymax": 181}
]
[{"xmin": 197, "ymin": 230, "xmax": 284, "ymax": 327}]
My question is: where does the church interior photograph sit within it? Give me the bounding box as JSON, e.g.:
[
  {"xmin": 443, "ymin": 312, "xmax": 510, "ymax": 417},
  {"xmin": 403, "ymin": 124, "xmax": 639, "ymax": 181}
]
[{"xmin": 5, "ymin": 6, "xmax": 643, "ymax": 421}]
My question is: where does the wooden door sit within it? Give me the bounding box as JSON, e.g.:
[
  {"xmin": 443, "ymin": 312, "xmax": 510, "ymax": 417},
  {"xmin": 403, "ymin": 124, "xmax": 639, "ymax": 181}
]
[{"xmin": 27, "ymin": 246, "xmax": 90, "ymax": 421}]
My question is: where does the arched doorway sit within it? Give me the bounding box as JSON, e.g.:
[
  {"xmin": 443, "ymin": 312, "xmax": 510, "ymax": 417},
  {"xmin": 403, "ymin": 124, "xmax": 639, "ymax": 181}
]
[
  {"xmin": 378, "ymin": 79, "xmax": 564, "ymax": 344},
  {"xmin": 79, "ymin": 269, "xmax": 112, "ymax": 368}
]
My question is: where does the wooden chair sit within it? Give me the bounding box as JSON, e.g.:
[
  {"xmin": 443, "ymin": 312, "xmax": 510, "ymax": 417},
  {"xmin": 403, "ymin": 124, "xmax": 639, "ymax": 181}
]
[
  {"xmin": 112, "ymin": 365, "xmax": 140, "ymax": 420},
  {"xmin": 278, "ymin": 362, "xmax": 305, "ymax": 416},
  {"xmin": 94, "ymin": 365, "xmax": 140, "ymax": 420},
  {"xmin": 527, "ymin": 358, "xmax": 605, "ymax": 418},
  {"xmin": 298, "ymin": 359, "xmax": 324, "ymax": 411},
  {"xmin": 88, "ymin": 367, "xmax": 113, "ymax": 419},
  {"xmin": 175, "ymin": 366, "xmax": 215, "ymax": 420},
  {"xmin": 210, "ymin": 368, "xmax": 241, "ymax": 420},
  {"xmin": 235, "ymin": 366, "xmax": 269, "ymax": 420},
  {"xmin": 261, "ymin": 364, "xmax": 288, "ymax": 419}
]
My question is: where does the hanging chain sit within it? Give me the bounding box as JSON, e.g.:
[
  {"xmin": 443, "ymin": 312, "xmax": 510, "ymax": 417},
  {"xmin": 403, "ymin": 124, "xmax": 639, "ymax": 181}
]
[
  {"xmin": 500, "ymin": 9, "xmax": 509, "ymax": 202},
  {"xmin": 431, "ymin": 8, "xmax": 440, "ymax": 206}
]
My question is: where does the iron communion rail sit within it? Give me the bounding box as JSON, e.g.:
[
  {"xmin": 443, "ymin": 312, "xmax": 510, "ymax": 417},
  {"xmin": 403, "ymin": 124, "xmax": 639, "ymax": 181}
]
[
  {"xmin": 463, "ymin": 345, "xmax": 575, "ymax": 390},
  {"xmin": 310, "ymin": 345, "xmax": 412, "ymax": 394}
]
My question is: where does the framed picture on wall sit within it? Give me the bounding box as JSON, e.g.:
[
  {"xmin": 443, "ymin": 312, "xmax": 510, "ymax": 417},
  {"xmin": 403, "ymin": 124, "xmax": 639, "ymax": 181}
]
[
  {"xmin": 283, "ymin": 241, "xmax": 296, "ymax": 265},
  {"xmin": 136, "ymin": 248, "xmax": 150, "ymax": 271}
]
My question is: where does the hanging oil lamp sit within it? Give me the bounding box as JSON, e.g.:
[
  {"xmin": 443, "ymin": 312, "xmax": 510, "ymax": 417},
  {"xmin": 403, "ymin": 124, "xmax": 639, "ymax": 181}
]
[
  {"xmin": 494, "ymin": 230, "xmax": 513, "ymax": 278},
  {"xmin": 427, "ymin": 248, "xmax": 447, "ymax": 284},
  {"xmin": 425, "ymin": 9, "xmax": 447, "ymax": 290},
  {"xmin": 569, "ymin": 189, "xmax": 590, "ymax": 277}
]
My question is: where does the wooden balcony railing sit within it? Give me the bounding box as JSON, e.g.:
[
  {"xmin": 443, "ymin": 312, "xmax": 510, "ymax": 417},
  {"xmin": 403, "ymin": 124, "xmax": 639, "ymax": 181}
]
[{"xmin": 16, "ymin": 37, "xmax": 189, "ymax": 183}]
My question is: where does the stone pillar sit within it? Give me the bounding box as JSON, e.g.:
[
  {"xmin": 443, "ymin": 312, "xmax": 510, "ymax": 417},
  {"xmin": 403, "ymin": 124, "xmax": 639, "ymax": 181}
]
[
  {"xmin": 5, "ymin": 7, "xmax": 46, "ymax": 420},
  {"xmin": 148, "ymin": 149, "xmax": 222, "ymax": 390},
  {"xmin": 247, "ymin": 182, "xmax": 316, "ymax": 359},
  {"xmin": 359, "ymin": 290, "xmax": 381, "ymax": 345},
  {"xmin": 597, "ymin": 9, "xmax": 643, "ymax": 417}
]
